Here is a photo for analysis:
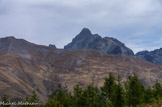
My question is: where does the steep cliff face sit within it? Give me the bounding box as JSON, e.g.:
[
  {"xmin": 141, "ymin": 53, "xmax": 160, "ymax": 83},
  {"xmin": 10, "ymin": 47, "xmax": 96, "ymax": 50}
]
[
  {"xmin": 136, "ymin": 48, "xmax": 162, "ymax": 65},
  {"xmin": 64, "ymin": 28, "xmax": 134, "ymax": 56}
]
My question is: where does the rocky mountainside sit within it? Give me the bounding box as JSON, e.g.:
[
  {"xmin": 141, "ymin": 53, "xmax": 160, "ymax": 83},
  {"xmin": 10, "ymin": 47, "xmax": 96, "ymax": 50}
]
[
  {"xmin": 64, "ymin": 28, "xmax": 134, "ymax": 56},
  {"xmin": 136, "ymin": 48, "xmax": 162, "ymax": 65},
  {"xmin": 64, "ymin": 28, "xmax": 162, "ymax": 65},
  {"xmin": 0, "ymin": 37, "xmax": 161, "ymax": 103}
]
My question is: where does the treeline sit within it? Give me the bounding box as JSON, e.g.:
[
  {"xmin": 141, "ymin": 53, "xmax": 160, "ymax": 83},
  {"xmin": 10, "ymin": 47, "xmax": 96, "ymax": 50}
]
[
  {"xmin": 45, "ymin": 74, "xmax": 162, "ymax": 107},
  {"xmin": 1, "ymin": 73, "xmax": 162, "ymax": 107}
]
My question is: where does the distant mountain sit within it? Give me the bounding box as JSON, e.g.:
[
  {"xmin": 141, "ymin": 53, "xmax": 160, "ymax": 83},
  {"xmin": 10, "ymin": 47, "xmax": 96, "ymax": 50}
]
[
  {"xmin": 0, "ymin": 37, "xmax": 161, "ymax": 102},
  {"xmin": 136, "ymin": 48, "xmax": 162, "ymax": 65},
  {"xmin": 0, "ymin": 36, "xmax": 53, "ymax": 59},
  {"xmin": 64, "ymin": 28, "xmax": 134, "ymax": 56}
]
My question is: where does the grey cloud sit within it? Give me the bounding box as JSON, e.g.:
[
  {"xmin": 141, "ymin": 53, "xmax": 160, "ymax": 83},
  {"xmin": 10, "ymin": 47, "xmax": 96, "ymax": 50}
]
[{"xmin": 0, "ymin": 0, "xmax": 162, "ymax": 53}]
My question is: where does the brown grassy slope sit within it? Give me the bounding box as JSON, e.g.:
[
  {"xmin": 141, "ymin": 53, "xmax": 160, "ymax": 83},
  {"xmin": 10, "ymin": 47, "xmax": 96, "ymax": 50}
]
[
  {"xmin": 0, "ymin": 49, "xmax": 161, "ymax": 102},
  {"xmin": 49, "ymin": 50, "xmax": 162, "ymax": 91}
]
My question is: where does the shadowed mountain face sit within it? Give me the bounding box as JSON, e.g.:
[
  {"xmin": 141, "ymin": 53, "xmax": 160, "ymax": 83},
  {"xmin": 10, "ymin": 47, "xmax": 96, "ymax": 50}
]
[
  {"xmin": 0, "ymin": 36, "xmax": 161, "ymax": 102},
  {"xmin": 136, "ymin": 48, "xmax": 162, "ymax": 65},
  {"xmin": 64, "ymin": 28, "xmax": 134, "ymax": 56}
]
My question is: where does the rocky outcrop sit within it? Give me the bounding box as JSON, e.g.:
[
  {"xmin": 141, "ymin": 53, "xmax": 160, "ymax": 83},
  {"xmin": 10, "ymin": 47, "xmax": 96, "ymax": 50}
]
[
  {"xmin": 136, "ymin": 48, "xmax": 162, "ymax": 65},
  {"xmin": 64, "ymin": 28, "xmax": 134, "ymax": 56},
  {"xmin": 49, "ymin": 44, "xmax": 56, "ymax": 48}
]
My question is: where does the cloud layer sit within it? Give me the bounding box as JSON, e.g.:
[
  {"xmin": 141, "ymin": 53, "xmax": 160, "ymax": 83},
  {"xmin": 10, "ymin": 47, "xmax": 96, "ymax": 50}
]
[{"xmin": 0, "ymin": 0, "xmax": 162, "ymax": 53}]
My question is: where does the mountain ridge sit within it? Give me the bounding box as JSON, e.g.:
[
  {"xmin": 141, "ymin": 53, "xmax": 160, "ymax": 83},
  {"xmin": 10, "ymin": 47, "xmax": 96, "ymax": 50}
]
[
  {"xmin": 64, "ymin": 28, "xmax": 162, "ymax": 65},
  {"xmin": 0, "ymin": 30, "xmax": 161, "ymax": 102},
  {"xmin": 136, "ymin": 48, "xmax": 162, "ymax": 65},
  {"xmin": 64, "ymin": 28, "xmax": 134, "ymax": 56}
]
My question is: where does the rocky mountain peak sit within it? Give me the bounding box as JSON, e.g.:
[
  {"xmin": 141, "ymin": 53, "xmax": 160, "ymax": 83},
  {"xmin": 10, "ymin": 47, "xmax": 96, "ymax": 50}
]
[
  {"xmin": 64, "ymin": 28, "xmax": 134, "ymax": 56},
  {"xmin": 79, "ymin": 28, "xmax": 92, "ymax": 35},
  {"xmin": 74, "ymin": 28, "xmax": 93, "ymax": 41}
]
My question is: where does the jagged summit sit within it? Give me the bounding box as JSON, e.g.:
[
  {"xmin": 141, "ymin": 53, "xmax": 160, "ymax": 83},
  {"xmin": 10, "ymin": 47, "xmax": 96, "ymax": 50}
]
[
  {"xmin": 64, "ymin": 28, "xmax": 134, "ymax": 56},
  {"xmin": 75, "ymin": 28, "xmax": 93, "ymax": 40},
  {"xmin": 79, "ymin": 28, "xmax": 92, "ymax": 35}
]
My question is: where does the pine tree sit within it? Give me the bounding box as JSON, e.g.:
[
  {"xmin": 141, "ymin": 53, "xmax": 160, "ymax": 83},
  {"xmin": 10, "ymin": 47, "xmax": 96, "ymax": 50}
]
[
  {"xmin": 101, "ymin": 73, "xmax": 117, "ymax": 101},
  {"xmin": 143, "ymin": 86, "xmax": 155, "ymax": 103},
  {"xmin": 125, "ymin": 74, "xmax": 145, "ymax": 106},
  {"xmin": 83, "ymin": 84, "xmax": 103, "ymax": 107},
  {"xmin": 106, "ymin": 100, "xmax": 113, "ymax": 107},
  {"xmin": 30, "ymin": 91, "xmax": 38, "ymax": 103},
  {"xmin": 153, "ymin": 81, "xmax": 162, "ymax": 100},
  {"xmin": 73, "ymin": 85, "xmax": 86, "ymax": 107},
  {"xmin": 55, "ymin": 88, "xmax": 74, "ymax": 107},
  {"xmin": 23, "ymin": 91, "xmax": 38, "ymax": 107},
  {"xmin": 45, "ymin": 98, "xmax": 64, "ymax": 107},
  {"xmin": 1, "ymin": 94, "xmax": 10, "ymax": 107},
  {"xmin": 111, "ymin": 76, "xmax": 125, "ymax": 107}
]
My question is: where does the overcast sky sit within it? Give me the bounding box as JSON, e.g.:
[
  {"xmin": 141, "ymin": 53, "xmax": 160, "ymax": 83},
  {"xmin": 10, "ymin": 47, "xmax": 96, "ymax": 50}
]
[{"xmin": 0, "ymin": 0, "xmax": 162, "ymax": 53}]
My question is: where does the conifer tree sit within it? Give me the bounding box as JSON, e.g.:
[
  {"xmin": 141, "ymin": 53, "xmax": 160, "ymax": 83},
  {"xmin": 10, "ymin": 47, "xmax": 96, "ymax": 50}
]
[
  {"xmin": 23, "ymin": 91, "xmax": 38, "ymax": 107},
  {"xmin": 153, "ymin": 81, "xmax": 162, "ymax": 100},
  {"xmin": 30, "ymin": 91, "xmax": 38, "ymax": 103},
  {"xmin": 143, "ymin": 86, "xmax": 155, "ymax": 103},
  {"xmin": 73, "ymin": 85, "xmax": 86, "ymax": 107},
  {"xmin": 106, "ymin": 100, "xmax": 113, "ymax": 107},
  {"xmin": 125, "ymin": 74, "xmax": 145, "ymax": 106},
  {"xmin": 1, "ymin": 94, "xmax": 10, "ymax": 107},
  {"xmin": 111, "ymin": 76, "xmax": 125, "ymax": 107},
  {"xmin": 83, "ymin": 84, "xmax": 103, "ymax": 107},
  {"xmin": 55, "ymin": 88, "xmax": 74, "ymax": 107},
  {"xmin": 101, "ymin": 73, "xmax": 117, "ymax": 101},
  {"xmin": 45, "ymin": 98, "xmax": 64, "ymax": 107}
]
